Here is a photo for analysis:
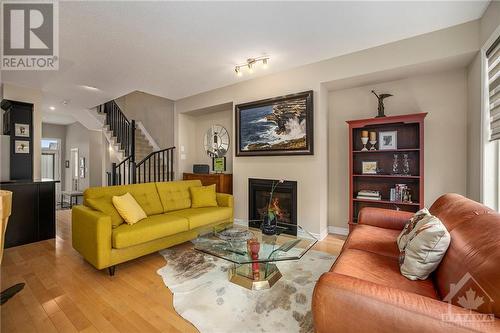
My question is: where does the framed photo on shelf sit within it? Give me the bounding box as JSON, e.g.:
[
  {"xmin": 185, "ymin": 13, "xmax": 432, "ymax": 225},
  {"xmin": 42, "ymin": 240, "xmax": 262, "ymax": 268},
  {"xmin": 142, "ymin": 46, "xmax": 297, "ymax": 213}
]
[
  {"xmin": 362, "ymin": 161, "xmax": 378, "ymax": 174},
  {"xmin": 379, "ymin": 131, "xmax": 397, "ymax": 150},
  {"xmin": 14, "ymin": 123, "xmax": 30, "ymax": 137}
]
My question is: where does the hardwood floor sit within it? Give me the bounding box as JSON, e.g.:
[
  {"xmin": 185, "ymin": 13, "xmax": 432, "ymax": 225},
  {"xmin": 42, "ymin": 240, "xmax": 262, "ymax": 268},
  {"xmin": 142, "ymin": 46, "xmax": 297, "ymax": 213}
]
[{"xmin": 1, "ymin": 210, "xmax": 345, "ymax": 333}]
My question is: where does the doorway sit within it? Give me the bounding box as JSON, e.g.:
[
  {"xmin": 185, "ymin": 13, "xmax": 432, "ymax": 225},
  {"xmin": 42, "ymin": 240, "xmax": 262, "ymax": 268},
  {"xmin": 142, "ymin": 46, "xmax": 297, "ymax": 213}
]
[{"xmin": 41, "ymin": 138, "xmax": 62, "ymax": 200}]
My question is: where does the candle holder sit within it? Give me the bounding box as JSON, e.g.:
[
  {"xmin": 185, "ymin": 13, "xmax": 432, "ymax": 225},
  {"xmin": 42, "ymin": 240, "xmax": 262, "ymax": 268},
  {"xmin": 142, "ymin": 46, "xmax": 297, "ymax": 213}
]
[
  {"xmin": 369, "ymin": 140, "xmax": 377, "ymax": 150},
  {"xmin": 361, "ymin": 137, "xmax": 369, "ymax": 151}
]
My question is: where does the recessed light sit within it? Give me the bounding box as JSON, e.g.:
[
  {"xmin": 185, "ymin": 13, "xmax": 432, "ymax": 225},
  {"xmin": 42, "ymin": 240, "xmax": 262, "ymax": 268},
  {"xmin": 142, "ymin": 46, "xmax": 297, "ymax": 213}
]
[{"xmin": 49, "ymin": 106, "xmax": 55, "ymax": 110}]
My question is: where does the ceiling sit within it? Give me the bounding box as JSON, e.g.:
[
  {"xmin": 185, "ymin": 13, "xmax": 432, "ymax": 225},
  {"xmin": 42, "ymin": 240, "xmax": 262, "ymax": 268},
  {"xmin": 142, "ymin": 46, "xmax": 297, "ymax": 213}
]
[{"xmin": 2, "ymin": 1, "xmax": 489, "ymax": 126}]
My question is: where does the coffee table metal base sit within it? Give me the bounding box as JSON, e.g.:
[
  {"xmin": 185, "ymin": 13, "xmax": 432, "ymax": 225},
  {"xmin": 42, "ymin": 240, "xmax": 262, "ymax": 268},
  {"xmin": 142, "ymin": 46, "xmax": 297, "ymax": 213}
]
[{"xmin": 229, "ymin": 263, "xmax": 282, "ymax": 290}]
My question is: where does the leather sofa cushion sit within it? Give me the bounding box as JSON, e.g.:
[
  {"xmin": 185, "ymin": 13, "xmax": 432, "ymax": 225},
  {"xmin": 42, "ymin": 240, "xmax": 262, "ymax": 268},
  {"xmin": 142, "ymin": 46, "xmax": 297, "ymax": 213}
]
[
  {"xmin": 84, "ymin": 183, "xmax": 164, "ymax": 217},
  {"xmin": 331, "ymin": 248, "xmax": 438, "ymax": 299},
  {"xmin": 429, "ymin": 193, "xmax": 493, "ymax": 232},
  {"xmin": 112, "ymin": 214, "xmax": 189, "ymax": 249},
  {"xmin": 168, "ymin": 207, "xmax": 233, "ymax": 229},
  {"xmin": 343, "ymin": 224, "xmax": 400, "ymax": 258},
  {"xmin": 434, "ymin": 212, "xmax": 500, "ymax": 317},
  {"xmin": 156, "ymin": 180, "xmax": 202, "ymax": 212}
]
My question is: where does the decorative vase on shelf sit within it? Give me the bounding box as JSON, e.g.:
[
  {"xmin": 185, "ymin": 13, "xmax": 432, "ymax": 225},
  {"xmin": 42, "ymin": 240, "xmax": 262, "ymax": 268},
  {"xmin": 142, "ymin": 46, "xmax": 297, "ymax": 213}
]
[
  {"xmin": 402, "ymin": 154, "xmax": 410, "ymax": 175},
  {"xmin": 392, "ymin": 154, "xmax": 400, "ymax": 175}
]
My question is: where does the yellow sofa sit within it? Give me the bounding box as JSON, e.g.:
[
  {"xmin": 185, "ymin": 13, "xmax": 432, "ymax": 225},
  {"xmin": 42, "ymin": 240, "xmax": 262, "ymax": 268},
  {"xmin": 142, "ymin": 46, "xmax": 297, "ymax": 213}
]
[{"xmin": 71, "ymin": 180, "xmax": 233, "ymax": 275}]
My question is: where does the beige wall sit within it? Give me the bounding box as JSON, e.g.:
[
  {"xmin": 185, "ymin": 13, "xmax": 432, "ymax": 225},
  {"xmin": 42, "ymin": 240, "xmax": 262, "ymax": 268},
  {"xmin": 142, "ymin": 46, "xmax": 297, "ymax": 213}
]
[
  {"xmin": 115, "ymin": 91, "xmax": 175, "ymax": 149},
  {"xmin": 175, "ymin": 21, "xmax": 479, "ymax": 237},
  {"xmin": 329, "ymin": 69, "xmax": 468, "ymax": 228},
  {"xmin": 64, "ymin": 122, "xmax": 103, "ymax": 191},
  {"xmin": 2, "ymin": 83, "xmax": 43, "ymax": 180}
]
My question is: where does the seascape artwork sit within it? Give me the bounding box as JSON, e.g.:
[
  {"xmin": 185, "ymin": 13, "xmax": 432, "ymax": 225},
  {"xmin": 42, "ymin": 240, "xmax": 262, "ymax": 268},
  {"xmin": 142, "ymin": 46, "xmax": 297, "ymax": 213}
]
[{"xmin": 236, "ymin": 91, "xmax": 313, "ymax": 156}]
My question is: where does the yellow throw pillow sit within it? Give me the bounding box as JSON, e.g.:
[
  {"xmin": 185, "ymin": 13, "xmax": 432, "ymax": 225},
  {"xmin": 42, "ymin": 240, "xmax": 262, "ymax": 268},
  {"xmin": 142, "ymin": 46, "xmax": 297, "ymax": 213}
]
[
  {"xmin": 86, "ymin": 197, "xmax": 124, "ymax": 228},
  {"xmin": 190, "ymin": 184, "xmax": 218, "ymax": 208},
  {"xmin": 112, "ymin": 192, "xmax": 147, "ymax": 225}
]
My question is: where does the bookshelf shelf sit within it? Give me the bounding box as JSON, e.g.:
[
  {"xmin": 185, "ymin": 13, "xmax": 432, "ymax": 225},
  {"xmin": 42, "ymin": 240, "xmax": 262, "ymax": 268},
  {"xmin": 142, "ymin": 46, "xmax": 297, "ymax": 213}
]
[
  {"xmin": 353, "ymin": 198, "xmax": 420, "ymax": 206},
  {"xmin": 347, "ymin": 113, "xmax": 427, "ymax": 233}
]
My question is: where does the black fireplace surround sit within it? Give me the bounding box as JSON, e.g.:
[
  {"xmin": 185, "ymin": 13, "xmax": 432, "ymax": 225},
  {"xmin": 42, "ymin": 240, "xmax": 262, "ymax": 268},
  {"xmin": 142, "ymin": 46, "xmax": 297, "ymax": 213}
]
[{"xmin": 248, "ymin": 178, "xmax": 298, "ymax": 236}]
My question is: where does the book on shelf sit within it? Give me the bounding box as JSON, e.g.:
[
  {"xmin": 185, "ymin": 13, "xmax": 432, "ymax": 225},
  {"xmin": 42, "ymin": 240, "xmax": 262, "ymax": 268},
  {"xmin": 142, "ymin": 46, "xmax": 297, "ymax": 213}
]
[
  {"xmin": 356, "ymin": 195, "xmax": 382, "ymax": 200},
  {"xmin": 357, "ymin": 190, "xmax": 380, "ymax": 197}
]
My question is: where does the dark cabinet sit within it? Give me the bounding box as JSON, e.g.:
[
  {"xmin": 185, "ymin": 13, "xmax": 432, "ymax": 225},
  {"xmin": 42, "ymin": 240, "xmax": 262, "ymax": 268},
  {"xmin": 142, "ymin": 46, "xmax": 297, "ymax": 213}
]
[{"xmin": 0, "ymin": 181, "xmax": 57, "ymax": 248}]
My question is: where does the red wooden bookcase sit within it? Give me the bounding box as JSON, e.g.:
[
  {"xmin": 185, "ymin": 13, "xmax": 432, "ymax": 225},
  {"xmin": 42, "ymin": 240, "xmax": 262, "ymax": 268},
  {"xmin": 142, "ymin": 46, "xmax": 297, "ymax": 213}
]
[{"xmin": 346, "ymin": 113, "xmax": 427, "ymax": 232}]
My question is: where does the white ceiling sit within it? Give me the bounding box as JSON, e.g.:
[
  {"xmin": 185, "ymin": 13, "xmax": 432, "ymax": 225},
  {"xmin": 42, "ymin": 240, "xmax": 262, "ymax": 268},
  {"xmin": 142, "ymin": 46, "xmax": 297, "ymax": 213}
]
[{"xmin": 2, "ymin": 1, "xmax": 489, "ymax": 125}]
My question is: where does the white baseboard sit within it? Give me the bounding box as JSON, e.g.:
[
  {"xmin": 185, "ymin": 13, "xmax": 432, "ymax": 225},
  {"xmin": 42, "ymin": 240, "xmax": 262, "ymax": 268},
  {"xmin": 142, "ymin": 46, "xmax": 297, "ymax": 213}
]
[{"xmin": 328, "ymin": 226, "xmax": 349, "ymax": 236}]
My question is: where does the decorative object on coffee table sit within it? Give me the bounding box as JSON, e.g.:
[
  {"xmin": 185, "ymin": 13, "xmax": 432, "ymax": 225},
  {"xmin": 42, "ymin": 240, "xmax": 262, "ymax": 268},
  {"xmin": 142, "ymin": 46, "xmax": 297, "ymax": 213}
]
[
  {"xmin": 247, "ymin": 238, "xmax": 260, "ymax": 280},
  {"xmin": 371, "ymin": 90, "xmax": 393, "ymax": 118},
  {"xmin": 347, "ymin": 113, "xmax": 426, "ymax": 232},
  {"xmin": 235, "ymin": 90, "xmax": 314, "ymax": 156},
  {"xmin": 194, "ymin": 220, "xmax": 317, "ymax": 290}
]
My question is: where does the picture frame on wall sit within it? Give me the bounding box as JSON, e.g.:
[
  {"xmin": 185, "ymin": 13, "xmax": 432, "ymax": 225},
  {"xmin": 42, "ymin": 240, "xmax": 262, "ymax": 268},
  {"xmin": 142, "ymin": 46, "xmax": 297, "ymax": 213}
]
[
  {"xmin": 212, "ymin": 156, "xmax": 226, "ymax": 173},
  {"xmin": 235, "ymin": 90, "xmax": 314, "ymax": 156},
  {"xmin": 362, "ymin": 161, "xmax": 378, "ymax": 174},
  {"xmin": 14, "ymin": 140, "xmax": 30, "ymax": 154},
  {"xmin": 14, "ymin": 123, "xmax": 30, "ymax": 137},
  {"xmin": 379, "ymin": 131, "xmax": 397, "ymax": 150}
]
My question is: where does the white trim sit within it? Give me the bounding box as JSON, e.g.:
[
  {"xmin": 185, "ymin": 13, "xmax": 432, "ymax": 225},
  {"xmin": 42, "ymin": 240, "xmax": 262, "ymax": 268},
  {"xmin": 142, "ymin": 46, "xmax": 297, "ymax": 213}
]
[
  {"xmin": 480, "ymin": 25, "xmax": 500, "ymax": 207},
  {"xmin": 304, "ymin": 228, "xmax": 328, "ymax": 241},
  {"xmin": 328, "ymin": 226, "xmax": 349, "ymax": 236},
  {"xmin": 136, "ymin": 121, "xmax": 160, "ymax": 151}
]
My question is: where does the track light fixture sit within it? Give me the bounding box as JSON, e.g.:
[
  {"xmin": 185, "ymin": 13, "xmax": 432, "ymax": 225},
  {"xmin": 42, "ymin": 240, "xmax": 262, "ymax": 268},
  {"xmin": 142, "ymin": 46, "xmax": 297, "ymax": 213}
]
[{"xmin": 234, "ymin": 56, "xmax": 270, "ymax": 77}]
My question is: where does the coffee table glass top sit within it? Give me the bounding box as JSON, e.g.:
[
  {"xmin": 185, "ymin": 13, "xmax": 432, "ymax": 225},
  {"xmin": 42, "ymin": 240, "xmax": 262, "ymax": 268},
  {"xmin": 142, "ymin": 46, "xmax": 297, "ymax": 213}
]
[{"xmin": 194, "ymin": 220, "xmax": 317, "ymax": 265}]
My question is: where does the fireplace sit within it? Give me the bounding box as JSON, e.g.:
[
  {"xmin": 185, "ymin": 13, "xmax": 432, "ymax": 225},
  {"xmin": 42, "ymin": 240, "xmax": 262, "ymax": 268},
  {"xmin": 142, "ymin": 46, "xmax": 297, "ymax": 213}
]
[{"xmin": 248, "ymin": 178, "xmax": 297, "ymax": 236}]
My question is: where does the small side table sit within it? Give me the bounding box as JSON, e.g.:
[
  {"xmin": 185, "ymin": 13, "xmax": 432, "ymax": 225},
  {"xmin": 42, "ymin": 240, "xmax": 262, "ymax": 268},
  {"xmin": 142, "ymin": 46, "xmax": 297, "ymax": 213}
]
[{"xmin": 61, "ymin": 191, "xmax": 83, "ymax": 209}]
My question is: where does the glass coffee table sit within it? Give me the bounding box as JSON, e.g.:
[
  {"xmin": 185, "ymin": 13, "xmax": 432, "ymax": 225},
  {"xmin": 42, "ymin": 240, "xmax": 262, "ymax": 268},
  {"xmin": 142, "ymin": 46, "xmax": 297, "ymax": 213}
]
[{"xmin": 194, "ymin": 220, "xmax": 317, "ymax": 290}]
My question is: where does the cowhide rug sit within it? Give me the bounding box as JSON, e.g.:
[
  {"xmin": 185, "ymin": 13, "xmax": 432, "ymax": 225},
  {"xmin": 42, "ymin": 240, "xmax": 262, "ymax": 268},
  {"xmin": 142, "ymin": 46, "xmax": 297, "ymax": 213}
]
[{"xmin": 157, "ymin": 245, "xmax": 336, "ymax": 333}]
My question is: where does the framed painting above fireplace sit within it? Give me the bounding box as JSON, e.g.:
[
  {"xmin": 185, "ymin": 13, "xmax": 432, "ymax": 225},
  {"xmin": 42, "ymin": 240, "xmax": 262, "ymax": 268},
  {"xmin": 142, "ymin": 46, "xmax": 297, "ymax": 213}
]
[
  {"xmin": 235, "ymin": 90, "xmax": 314, "ymax": 156},
  {"xmin": 248, "ymin": 178, "xmax": 297, "ymax": 236}
]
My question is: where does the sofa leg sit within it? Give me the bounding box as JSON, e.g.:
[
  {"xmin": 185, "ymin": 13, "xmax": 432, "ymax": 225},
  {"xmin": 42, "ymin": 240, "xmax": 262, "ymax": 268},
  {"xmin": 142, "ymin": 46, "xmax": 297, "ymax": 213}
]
[{"xmin": 108, "ymin": 266, "xmax": 116, "ymax": 276}]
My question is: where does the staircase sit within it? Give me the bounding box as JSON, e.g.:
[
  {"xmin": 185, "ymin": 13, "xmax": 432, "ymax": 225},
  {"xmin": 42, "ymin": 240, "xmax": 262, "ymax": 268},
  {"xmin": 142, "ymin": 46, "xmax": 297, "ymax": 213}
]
[{"xmin": 94, "ymin": 100, "xmax": 175, "ymax": 186}]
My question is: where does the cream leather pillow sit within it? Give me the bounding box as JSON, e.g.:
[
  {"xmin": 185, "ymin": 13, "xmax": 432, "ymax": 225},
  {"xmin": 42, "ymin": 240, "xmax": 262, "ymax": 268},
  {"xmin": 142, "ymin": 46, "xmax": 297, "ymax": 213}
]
[
  {"xmin": 112, "ymin": 192, "xmax": 147, "ymax": 225},
  {"xmin": 397, "ymin": 208, "xmax": 431, "ymax": 251},
  {"xmin": 399, "ymin": 213, "xmax": 450, "ymax": 280}
]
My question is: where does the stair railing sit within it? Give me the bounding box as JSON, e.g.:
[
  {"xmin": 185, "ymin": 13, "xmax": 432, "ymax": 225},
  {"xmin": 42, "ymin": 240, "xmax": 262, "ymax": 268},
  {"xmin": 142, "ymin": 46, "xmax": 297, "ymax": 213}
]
[
  {"xmin": 136, "ymin": 147, "xmax": 175, "ymax": 183},
  {"xmin": 101, "ymin": 100, "xmax": 175, "ymax": 186},
  {"xmin": 101, "ymin": 101, "xmax": 135, "ymax": 158}
]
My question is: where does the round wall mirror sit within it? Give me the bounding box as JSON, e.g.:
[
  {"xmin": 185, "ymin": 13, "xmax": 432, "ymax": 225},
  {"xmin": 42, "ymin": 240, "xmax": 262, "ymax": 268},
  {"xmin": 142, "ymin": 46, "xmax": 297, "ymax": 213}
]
[{"xmin": 204, "ymin": 125, "xmax": 229, "ymax": 158}]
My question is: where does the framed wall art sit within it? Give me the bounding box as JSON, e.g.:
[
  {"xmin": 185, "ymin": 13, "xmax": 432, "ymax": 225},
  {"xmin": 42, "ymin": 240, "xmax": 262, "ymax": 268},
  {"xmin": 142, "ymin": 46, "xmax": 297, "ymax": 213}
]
[
  {"xmin": 15, "ymin": 140, "xmax": 30, "ymax": 154},
  {"xmin": 15, "ymin": 123, "xmax": 30, "ymax": 137},
  {"xmin": 235, "ymin": 90, "xmax": 314, "ymax": 156}
]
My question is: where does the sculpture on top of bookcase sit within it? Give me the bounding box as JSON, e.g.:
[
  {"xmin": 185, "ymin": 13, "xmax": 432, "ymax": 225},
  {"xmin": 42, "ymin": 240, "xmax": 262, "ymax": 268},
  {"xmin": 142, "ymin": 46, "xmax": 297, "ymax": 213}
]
[{"xmin": 371, "ymin": 90, "xmax": 393, "ymax": 118}]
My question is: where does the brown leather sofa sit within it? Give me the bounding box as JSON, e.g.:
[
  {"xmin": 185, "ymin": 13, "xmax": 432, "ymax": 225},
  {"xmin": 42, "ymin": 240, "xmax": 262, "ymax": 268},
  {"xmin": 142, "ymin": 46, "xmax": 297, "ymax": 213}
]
[{"xmin": 313, "ymin": 194, "xmax": 500, "ymax": 332}]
